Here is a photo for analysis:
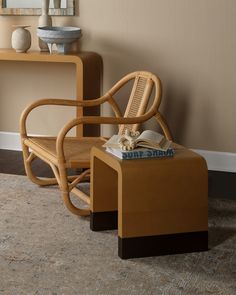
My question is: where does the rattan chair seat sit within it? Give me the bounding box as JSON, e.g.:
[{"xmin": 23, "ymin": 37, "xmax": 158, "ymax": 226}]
[{"xmin": 24, "ymin": 137, "xmax": 106, "ymax": 168}]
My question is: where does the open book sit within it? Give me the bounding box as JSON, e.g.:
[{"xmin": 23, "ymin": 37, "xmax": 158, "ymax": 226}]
[{"xmin": 103, "ymin": 130, "xmax": 172, "ymax": 151}]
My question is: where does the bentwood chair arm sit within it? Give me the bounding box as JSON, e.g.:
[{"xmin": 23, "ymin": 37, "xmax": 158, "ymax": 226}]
[
  {"xmin": 56, "ymin": 109, "xmax": 158, "ymax": 162},
  {"xmin": 19, "ymin": 94, "xmax": 116, "ymax": 138}
]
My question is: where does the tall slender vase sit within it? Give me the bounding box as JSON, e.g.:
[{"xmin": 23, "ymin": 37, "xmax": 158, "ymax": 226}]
[
  {"xmin": 54, "ymin": 0, "xmax": 61, "ymax": 9},
  {"xmin": 38, "ymin": 0, "xmax": 52, "ymax": 52}
]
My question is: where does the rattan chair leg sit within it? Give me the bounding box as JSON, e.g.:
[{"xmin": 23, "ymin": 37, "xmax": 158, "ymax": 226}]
[
  {"xmin": 62, "ymin": 191, "xmax": 90, "ymax": 216},
  {"xmin": 22, "ymin": 143, "xmax": 58, "ymax": 186},
  {"xmin": 58, "ymin": 164, "xmax": 90, "ymax": 216}
]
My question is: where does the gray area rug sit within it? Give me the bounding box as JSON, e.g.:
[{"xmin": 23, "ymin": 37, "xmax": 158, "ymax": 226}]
[{"xmin": 0, "ymin": 173, "xmax": 235, "ymax": 295}]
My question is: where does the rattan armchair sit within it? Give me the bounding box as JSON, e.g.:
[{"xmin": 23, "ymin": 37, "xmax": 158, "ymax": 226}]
[{"xmin": 20, "ymin": 71, "xmax": 172, "ymax": 216}]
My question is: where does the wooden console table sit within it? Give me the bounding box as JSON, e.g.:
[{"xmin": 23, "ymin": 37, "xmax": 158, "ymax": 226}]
[
  {"xmin": 90, "ymin": 146, "xmax": 208, "ymax": 259},
  {"xmin": 0, "ymin": 49, "xmax": 102, "ymax": 136}
]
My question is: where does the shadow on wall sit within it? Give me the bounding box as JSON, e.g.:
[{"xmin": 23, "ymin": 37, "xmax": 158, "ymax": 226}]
[
  {"xmin": 88, "ymin": 37, "xmax": 191, "ymax": 140},
  {"xmin": 161, "ymin": 83, "xmax": 190, "ymax": 144},
  {"xmin": 78, "ymin": 36, "xmax": 216, "ymax": 146}
]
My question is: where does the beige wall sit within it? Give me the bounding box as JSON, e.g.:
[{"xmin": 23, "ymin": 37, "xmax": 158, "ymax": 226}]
[{"xmin": 0, "ymin": 0, "xmax": 235, "ymax": 152}]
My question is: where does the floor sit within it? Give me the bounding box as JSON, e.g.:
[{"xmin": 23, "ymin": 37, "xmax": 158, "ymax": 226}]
[
  {"xmin": 0, "ymin": 149, "xmax": 235, "ymax": 294},
  {"xmin": 1, "ymin": 173, "xmax": 235, "ymax": 295},
  {"xmin": 0, "ymin": 149, "xmax": 53, "ymax": 177},
  {"xmin": 0, "ymin": 149, "xmax": 79, "ymax": 178},
  {"xmin": 0, "ymin": 149, "xmax": 235, "ymax": 200}
]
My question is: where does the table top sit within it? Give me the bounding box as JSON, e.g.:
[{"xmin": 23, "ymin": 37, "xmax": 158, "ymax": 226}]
[
  {"xmin": 0, "ymin": 48, "xmax": 99, "ymax": 64},
  {"xmin": 91, "ymin": 144, "xmax": 206, "ymax": 171}
]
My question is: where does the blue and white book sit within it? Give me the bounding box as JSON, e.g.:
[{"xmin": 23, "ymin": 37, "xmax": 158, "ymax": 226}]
[{"xmin": 105, "ymin": 147, "xmax": 174, "ymax": 160}]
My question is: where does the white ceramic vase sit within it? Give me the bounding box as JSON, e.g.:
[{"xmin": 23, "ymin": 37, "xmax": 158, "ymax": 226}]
[
  {"xmin": 38, "ymin": 0, "xmax": 52, "ymax": 51},
  {"xmin": 11, "ymin": 25, "xmax": 31, "ymax": 53}
]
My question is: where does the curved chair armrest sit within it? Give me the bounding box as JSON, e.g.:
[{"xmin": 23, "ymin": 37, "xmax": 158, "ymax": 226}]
[
  {"xmin": 56, "ymin": 111, "xmax": 157, "ymax": 162},
  {"xmin": 20, "ymin": 95, "xmax": 111, "ymax": 138}
]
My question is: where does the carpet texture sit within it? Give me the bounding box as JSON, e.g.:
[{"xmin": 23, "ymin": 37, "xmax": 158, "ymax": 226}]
[{"xmin": 0, "ymin": 173, "xmax": 235, "ymax": 295}]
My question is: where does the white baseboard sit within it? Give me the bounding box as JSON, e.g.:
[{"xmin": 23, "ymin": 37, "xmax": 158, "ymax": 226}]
[
  {"xmin": 0, "ymin": 132, "xmax": 235, "ymax": 173},
  {"xmin": 0, "ymin": 132, "xmax": 21, "ymax": 151},
  {"xmin": 193, "ymin": 149, "xmax": 236, "ymax": 173}
]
